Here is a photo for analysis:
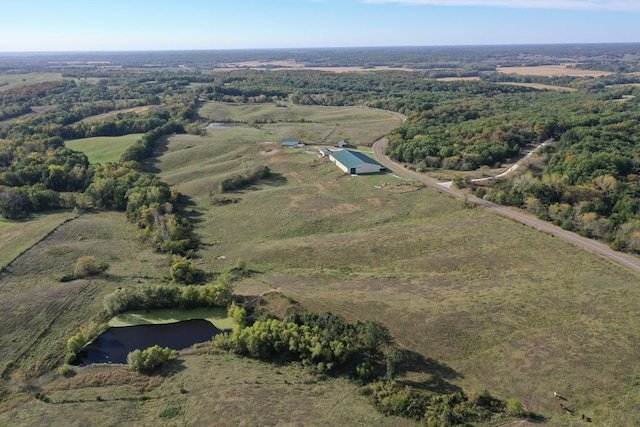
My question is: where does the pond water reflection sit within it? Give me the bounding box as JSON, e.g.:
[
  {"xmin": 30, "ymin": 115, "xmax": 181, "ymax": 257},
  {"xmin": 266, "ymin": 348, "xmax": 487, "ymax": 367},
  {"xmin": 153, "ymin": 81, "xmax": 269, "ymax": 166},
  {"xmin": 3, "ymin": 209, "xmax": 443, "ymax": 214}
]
[{"xmin": 80, "ymin": 319, "xmax": 223, "ymax": 365}]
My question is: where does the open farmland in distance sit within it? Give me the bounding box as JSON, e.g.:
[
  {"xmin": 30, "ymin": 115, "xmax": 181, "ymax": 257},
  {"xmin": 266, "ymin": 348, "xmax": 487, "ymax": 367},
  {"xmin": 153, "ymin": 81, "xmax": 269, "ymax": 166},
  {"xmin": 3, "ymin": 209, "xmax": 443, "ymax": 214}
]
[
  {"xmin": 0, "ymin": 73, "xmax": 63, "ymax": 91},
  {"xmin": 496, "ymin": 65, "xmax": 614, "ymax": 77}
]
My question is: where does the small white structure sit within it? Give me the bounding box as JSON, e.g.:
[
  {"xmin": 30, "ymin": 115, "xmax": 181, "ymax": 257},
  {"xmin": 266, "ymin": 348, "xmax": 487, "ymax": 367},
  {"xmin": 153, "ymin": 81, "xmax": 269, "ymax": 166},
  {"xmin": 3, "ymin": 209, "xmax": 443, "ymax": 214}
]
[
  {"xmin": 329, "ymin": 150, "xmax": 383, "ymax": 175},
  {"xmin": 281, "ymin": 138, "xmax": 301, "ymax": 147},
  {"xmin": 334, "ymin": 140, "xmax": 350, "ymax": 148},
  {"xmin": 318, "ymin": 147, "xmax": 332, "ymax": 157}
]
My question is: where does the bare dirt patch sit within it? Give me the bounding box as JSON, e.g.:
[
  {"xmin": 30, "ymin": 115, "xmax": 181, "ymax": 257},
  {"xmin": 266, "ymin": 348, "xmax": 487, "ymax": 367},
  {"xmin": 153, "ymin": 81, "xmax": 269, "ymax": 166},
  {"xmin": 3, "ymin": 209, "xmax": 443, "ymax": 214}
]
[{"xmin": 378, "ymin": 183, "xmax": 421, "ymax": 193}]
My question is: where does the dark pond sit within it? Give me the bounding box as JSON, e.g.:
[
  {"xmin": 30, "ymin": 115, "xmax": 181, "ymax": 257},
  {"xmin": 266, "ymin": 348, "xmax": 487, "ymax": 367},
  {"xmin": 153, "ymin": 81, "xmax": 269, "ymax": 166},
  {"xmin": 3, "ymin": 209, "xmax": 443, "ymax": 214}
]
[{"xmin": 80, "ymin": 319, "xmax": 224, "ymax": 365}]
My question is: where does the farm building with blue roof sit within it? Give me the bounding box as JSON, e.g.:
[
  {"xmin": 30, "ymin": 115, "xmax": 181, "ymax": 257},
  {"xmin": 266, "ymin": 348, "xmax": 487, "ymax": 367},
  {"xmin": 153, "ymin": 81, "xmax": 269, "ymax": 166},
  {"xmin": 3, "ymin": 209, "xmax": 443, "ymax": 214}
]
[{"xmin": 329, "ymin": 150, "xmax": 383, "ymax": 175}]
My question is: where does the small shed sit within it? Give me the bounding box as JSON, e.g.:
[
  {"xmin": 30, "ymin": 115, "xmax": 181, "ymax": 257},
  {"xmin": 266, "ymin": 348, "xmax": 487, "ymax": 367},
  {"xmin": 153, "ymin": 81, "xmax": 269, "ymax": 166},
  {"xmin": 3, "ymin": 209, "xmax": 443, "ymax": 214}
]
[
  {"xmin": 334, "ymin": 140, "xmax": 350, "ymax": 148},
  {"xmin": 281, "ymin": 138, "xmax": 301, "ymax": 147},
  {"xmin": 329, "ymin": 150, "xmax": 383, "ymax": 175}
]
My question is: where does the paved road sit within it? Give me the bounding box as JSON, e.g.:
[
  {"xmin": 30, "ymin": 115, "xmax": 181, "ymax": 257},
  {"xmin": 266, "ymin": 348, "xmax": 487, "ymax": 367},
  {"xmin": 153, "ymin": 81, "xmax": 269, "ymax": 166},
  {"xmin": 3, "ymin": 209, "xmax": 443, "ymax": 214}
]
[{"xmin": 373, "ymin": 138, "xmax": 640, "ymax": 275}]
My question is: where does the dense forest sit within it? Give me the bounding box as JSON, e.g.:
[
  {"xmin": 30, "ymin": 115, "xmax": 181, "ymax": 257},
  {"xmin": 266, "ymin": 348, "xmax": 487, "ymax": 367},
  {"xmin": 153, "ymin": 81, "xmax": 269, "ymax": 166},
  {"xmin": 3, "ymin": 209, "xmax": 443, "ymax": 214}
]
[{"xmin": 2, "ymin": 45, "xmax": 640, "ymax": 257}]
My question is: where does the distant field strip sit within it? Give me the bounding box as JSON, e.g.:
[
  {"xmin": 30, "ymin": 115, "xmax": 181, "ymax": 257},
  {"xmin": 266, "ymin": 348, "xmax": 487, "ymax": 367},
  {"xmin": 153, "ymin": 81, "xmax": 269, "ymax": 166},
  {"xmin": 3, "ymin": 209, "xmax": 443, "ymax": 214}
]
[
  {"xmin": 499, "ymin": 82, "xmax": 576, "ymax": 92},
  {"xmin": 79, "ymin": 106, "xmax": 153, "ymax": 123},
  {"xmin": 496, "ymin": 65, "xmax": 613, "ymax": 77},
  {"xmin": 0, "ymin": 72, "xmax": 63, "ymax": 91},
  {"xmin": 65, "ymin": 134, "xmax": 143, "ymax": 164}
]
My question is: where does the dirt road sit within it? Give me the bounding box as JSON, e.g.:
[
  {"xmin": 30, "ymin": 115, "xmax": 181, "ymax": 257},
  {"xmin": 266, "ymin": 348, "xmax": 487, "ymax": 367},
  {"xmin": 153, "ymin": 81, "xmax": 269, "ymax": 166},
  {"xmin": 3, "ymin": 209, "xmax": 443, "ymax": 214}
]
[{"xmin": 373, "ymin": 138, "xmax": 640, "ymax": 274}]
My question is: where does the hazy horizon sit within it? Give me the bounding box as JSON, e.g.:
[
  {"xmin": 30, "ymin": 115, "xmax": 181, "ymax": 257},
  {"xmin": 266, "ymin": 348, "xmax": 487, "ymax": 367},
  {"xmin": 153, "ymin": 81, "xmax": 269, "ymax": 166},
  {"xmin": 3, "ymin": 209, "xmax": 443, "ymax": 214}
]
[{"xmin": 1, "ymin": 0, "xmax": 639, "ymax": 53}]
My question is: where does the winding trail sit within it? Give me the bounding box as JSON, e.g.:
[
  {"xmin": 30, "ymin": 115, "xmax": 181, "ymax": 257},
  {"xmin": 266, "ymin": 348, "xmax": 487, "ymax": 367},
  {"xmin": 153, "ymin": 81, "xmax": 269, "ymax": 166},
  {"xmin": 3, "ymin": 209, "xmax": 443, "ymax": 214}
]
[{"xmin": 373, "ymin": 138, "xmax": 640, "ymax": 275}]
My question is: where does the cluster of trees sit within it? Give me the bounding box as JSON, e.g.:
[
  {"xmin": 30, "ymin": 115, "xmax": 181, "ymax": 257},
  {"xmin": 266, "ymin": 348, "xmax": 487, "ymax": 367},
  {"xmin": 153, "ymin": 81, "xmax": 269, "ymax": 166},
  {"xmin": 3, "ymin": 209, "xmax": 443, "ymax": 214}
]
[
  {"xmin": 127, "ymin": 345, "xmax": 178, "ymax": 374},
  {"xmin": 471, "ymin": 95, "xmax": 640, "ymax": 252},
  {"xmin": 219, "ymin": 164, "xmax": 271, "ymax": 193},
  {"xmin": 82, "ymin": 161, "xmax": 198, "ymax": 255},
  {"xmin": 0, "ymin": 103, "xmax": 32, "ymax": 121},
  {"xmin": 385, "ymin": 89, "xmax": 559, "ymax": 169},
  {"xmin": 214, "ymin": 311, "xmax": 394, "ymax": 375},
  {"xmin": 102, "ymin": 279, "xmax": 234, "ymax": 316},
  {"xmin": 363, "ymin": 382, "xmax": 517, "ymax": 426},
  {"xmin": 65, "ymin": 322, "xmax": 108, "ymax": 364}
]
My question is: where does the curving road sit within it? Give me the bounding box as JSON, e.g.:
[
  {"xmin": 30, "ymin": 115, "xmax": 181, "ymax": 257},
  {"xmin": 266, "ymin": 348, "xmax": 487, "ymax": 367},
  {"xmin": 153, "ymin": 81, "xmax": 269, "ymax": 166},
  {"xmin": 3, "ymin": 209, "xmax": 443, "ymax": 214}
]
[{"xmin": 373, "ymin": 138, "xmax": 640, "ymax": 275}]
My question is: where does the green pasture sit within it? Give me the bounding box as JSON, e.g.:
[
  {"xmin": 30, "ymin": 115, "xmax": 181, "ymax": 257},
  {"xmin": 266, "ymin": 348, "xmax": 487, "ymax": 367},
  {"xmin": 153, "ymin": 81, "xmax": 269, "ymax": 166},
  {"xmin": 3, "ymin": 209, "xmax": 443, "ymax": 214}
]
[
  {"xmin": 0, "ymin": 73, "xmax": 63, "ymax": 91},
  {"xmin": 109, "ymin": 307, "xmax": 235, "ymax": 330},
  {"xmin": 65, "ymin": 134, "xmax": 143, "ymax": 164}
]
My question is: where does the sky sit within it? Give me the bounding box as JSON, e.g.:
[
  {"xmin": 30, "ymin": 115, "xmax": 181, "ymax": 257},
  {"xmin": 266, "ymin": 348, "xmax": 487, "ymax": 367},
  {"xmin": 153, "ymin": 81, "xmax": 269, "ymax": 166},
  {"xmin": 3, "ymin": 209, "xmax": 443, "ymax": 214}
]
[{"xmin": 0, "ymin": 0, "xmax": 639, "ymax": 52}]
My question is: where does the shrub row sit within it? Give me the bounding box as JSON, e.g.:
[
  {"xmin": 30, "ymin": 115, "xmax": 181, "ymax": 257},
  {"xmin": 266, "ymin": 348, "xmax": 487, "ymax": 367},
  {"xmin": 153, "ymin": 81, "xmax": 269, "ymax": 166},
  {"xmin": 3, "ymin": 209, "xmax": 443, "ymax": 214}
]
[{"xmin": 103, "ymin": 279, "xmax": 234, "ymax": 316}]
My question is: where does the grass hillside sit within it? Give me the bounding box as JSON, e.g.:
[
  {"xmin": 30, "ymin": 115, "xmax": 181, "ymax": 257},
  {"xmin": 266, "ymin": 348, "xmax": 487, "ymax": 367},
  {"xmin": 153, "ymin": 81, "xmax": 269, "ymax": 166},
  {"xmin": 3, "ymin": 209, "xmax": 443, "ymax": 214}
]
[
  {"xmin": 0, "ymin": 211, "xmax": 76, "ymax": 270},
  {"xmin": 0, "ymin": 212, "xmax": 168, "ymax": 379},
  {"xmin": 2, "ymin": 103, "xmax": 640, "ymax": 425},
  {"xmin": 153, "ymin": 104, "xmax": 640, "ymax": 425},
  {"xmin": 65, "ymin": 134, "xmax": 143, "ymax": 164}
]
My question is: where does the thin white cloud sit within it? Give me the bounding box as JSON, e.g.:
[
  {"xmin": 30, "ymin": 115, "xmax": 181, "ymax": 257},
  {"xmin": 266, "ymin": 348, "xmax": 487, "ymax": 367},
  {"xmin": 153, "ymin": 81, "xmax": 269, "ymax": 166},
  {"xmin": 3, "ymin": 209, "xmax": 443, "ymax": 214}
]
[{"xmin": 363, "ymin": 0, "xmax": 640, "ymax": 12}]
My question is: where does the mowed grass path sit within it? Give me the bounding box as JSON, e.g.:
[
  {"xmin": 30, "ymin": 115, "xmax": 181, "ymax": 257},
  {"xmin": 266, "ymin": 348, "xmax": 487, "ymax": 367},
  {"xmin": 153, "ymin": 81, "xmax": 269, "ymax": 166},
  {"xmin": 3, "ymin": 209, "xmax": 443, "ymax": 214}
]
[
  {"xmin": 65, "ymin": 134, "xmax": 143, "ymax": 164},
  {"xmin": 154, "ymin": 103, "xmax": 640, "ymax": 425}
]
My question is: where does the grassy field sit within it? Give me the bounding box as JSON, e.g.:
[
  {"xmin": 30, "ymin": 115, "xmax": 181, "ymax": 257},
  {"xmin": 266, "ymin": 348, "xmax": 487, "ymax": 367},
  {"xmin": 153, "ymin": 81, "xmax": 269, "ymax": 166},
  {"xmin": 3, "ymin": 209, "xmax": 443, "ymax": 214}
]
[
  {"xmin": 65, "ymin": 134, "xmax": 143, "ymax": 164},
  {"xmin": 0, "ymin": 210, "xmax": 76, "ymax": 270},
  {"xmin": 0, "ymin": 73, "xmax": 63, "ymax": 91},
  {"xmin": 198, "ymin": 102, "xmax": 402, "ymax": 146},
  {"xmin": 0, "ymin": 351, "xmax": 415, "ymax": 427},
  {"xmin": 3, "ymin": 102, "xmax": 640, "ymax": 425},
  {"xmin": 153, "ymin": 103, "xmax": 640, "ymax": 425},
  {"xmin": 79, "ymin": 106, "xmax": 154, "ymax": 123},
  {"xmin": 0, "ymin": 212, "xmax": 169, "ymax": 380}
]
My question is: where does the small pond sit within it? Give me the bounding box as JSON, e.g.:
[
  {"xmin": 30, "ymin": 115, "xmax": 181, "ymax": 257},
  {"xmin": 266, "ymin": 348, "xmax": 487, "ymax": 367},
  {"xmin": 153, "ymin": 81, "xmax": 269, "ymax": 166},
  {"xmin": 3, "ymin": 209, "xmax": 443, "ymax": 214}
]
[{"xmin": 80, "ymin": 318, "xmax": 225, "ymax": 365}]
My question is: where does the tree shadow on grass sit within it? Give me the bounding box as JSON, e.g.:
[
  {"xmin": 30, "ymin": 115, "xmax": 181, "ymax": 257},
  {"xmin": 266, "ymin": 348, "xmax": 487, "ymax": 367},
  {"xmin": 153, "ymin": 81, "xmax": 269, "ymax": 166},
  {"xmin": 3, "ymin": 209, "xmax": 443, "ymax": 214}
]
[
  {"xmin": 396, "ymin": 348, "xmax": 463, "ymax": 394},
  {"xmin": 160, "ymin": 359, "xmax": 186, "ymax": 378},
  {"xmin": 140, "ymin": 135, "xmax": 171, "ymax": 174}
]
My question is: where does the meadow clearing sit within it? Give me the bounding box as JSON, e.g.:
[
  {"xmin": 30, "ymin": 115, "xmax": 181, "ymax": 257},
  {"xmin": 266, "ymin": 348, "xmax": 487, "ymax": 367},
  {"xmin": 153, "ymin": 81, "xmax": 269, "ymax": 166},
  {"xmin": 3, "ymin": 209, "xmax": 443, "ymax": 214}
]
[
  {"xmin": 79, "ymin": 106, "xmax": 154, "ymax": 123},
  {"xmin": 65, "ymin": 133, "xmax": 143, "ymax": 164},
  {"xmin": 2, "ymin": 102, "xmax": 640, "ymax": 425}
]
